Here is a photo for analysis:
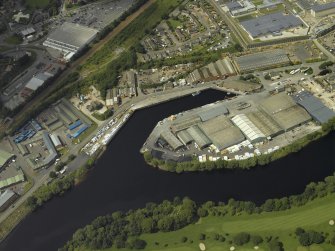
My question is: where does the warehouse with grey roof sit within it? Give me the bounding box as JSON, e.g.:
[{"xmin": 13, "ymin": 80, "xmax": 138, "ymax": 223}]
[
  {"xmin": 260, "ymin": 92, "xmax": 311, "ymax": 131},
  {"xmin": 311, "ymin": 2, "xmax": 335, "ymax": 17},
  {"xmin": 293, "ymin": 91, "xmax": 335, "ymax": 124},
  {"xmin": 234, "ymin": 49, "xmax": 291, "ymax": 73},
  {"xmin": 240, "ymin": 12, "xmax": 303, "ymax": 39},
  {"xmin": 199, "ymin": 115, "xmax": 245, "ymax": 151}
]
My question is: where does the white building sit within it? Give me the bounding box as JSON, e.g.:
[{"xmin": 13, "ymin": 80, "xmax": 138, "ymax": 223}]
[
  {"xmin": 231, "ymin": 114, "xmax": 266, "ymax": 143},
  {"xmin": 43, "ymin": 22, "xmax": 98, "ymax": 61}
]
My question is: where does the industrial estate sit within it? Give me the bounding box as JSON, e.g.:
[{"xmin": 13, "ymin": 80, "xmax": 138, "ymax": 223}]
[{"xmin": 1, "ymin": 0, "xmax": 335, "ymax": 250}]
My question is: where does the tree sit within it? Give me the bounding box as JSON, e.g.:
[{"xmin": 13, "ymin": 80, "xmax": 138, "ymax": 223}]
[
  {"xmin": 251, "ymin": 235, "xmax": 263, "ymax": 245},
  {"xmin": 199, "ymin": 233, "xmax": 206, "ymax": 240},
  {"xmin": 299, "ymin": 233, "xmax": 312, "ymax": 246},
  {"xmin": 131, "ymin": 239, "xmax": 147, "ymax": 249},
  {"xmin": 233, "ymin": 232, "xmax": 250, "ymax": 246},
  {"xmin": 49, "ymin": 171, "xmax": 57, "ymax": 179},
  {"xmin": 26, "ymin": 196, "xmax": 38, "ymax": 210},
  {"xmin": 295, "ymin": 227, "xmax": 305, "ymax": 236},
  {"xmin": 181, "ymin": 236, "xmax": 188, "ymax": 243},
  {"xmin": 197, "ymin": 208, "xmax": 208, "ymax": 217}
]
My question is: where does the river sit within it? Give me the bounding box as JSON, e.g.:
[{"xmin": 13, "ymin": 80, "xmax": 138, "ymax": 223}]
[{"xmin": 1, "ymin": 89, "xmax": 335, "ymax": 251}]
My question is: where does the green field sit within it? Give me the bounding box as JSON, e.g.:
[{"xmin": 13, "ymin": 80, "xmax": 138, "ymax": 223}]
[
  {"xmin": 89, "ymin": 196, "xmax": 335, "ymax": 251},
  {"xmin": 25, "ymin": 0, "xmax": 50, "ymax": 8}
]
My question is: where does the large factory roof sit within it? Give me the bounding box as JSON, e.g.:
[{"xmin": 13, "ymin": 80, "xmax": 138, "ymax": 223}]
[
  {"xmin": 234, "ymin": 49, "xmax": 290, "ymax": 73},
  {"xmin": 199, "ymin": 103, "xmax": 229, "ymax": 121},
  {"xmin": 187, "ymin": 125, "xmax": 212, "ymax": 149},
  {"xmin": 311, "ymin": 2, "xmax": 335, "ymax": 12},
  {"xmin": 232, "ymin": 114, "xmax": 266, "ymax": 143},
  {"xmin": 199, "ymin": 115, "xmax": 233, "ymax": 135},
  {"xmin": 240, "ymin": 12, "xmax": 303, "ymax": 38},
  {"xmin": 44, "ymin": 22, "xmax": 98, "ymax": 52},
  {"xmin": 293, "ymin": 91, "xmax": 335, "ymax": 124},
  {"xmin": 25, "ymin": 72, "xmax": 54, "ymax": 91},
  {"xmin": 247, "ymin": 110, "xmax": 283, "ymax": 137},
  {"xmin": 199, "ymin": 116, "xmax": 245, "ymax": 150},
  {"xmin": 160, "ymin": 131, "xmax": 183, "ymax": 150},
  {"xmin": 260, "ymin": 93, "xmax": 311, "ymax": 130}
]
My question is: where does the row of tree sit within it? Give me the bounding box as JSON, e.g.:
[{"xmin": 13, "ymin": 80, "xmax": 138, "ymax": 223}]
[
  {"xmin": 61, "ymin": 171, "xmax": 335, "ymax": 250},
  {"xmin": 26, "ymin": 156, "xmax": 95, "ymax": 211}
]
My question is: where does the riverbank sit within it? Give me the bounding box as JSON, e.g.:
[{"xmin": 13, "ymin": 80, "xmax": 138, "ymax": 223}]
[
  {"xmin": 61, "ymin": 171, "xmax": 335, "ymax": 251},
  {"xmin": 142, "ymin": 116, "xmax": 335, "ymax": 173}
]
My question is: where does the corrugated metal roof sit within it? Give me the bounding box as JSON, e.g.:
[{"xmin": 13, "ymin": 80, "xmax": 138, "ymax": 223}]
[
  {"xmin": 232, "ymin": 114, "xmax": 266, "ymax": 143},
  {"xmin": 293, "ymin": 91, "xmax": 335, "ymax": 124},
  {"xmin": 234, "ymin": 49, "xmax": 290, "ymax": 72},
  {"xmin": 187, "ymin": 125, "xmax": 212, "ymax": 149},
  {"xmin": 42, "ymin": 132, "xmax": 58, "ymax": 165},
  {"xmin": 177, "ymin": 130, "xmax": 193, "ymax": 145},
  {"xmin": 160, "ymin": 131, "xmax": 183, "ymax": 150},
  {"xmin": 311, "ymin": 2, "xmax": 335, "ymax": 12},
  {"xmin": 199, "ymin": 103, "xmax": 229, "ymax": 121},
  {"xmin": 0, "ymin": 190, "xmax": 16, "ymax": 208},
  {"xmin": 240, "ymin": 12, "xmax": 303, "ymax": 38}
]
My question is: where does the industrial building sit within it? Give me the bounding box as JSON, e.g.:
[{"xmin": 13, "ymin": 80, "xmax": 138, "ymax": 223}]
[
  {"xmin": 0, "ymin": 170, "xmax": 25, "ymax": 190},
  {"xmin": 198, "ymin": 102, "xmax": 229, "ymax": 121},
  {"xmin": 233, "ymin": 49, "xmax": 291, "ymax": 73},
  {"xmin": 50, "ymin": 134, "xmax": 63, "ymax": 149},
  {"xmin": 160, "ymin": 130, "xmax": 183, "ymax": 150},
  {"xmin": 171, "ymin": 115, "xmax": 202, "ymax": 133},
  {"xmin": 43, "ymin": 22, "xmax": 98, "ymax": 61},
  {"xmin": 293, "ymin": 91, "xmax": 335, "ymax": 124},
  {"xmin": 176, "ymin": 130, "xmax": 193, "ymax": 145},
  {"xmin": 232, "ymin": 114, "xmax": 266, "ymax": 143},
  {"xmin": 226, "ymin": 0, "xmax": 256, "ymax": 16},
  {"xmin": 260, "ymin": 92, "xmax": 311, "ymax": 131},
  {"xmin": 42, "ymin": 132, "xmax": 58, "ymax": 167},
  {"xmin": 0, "ymin": 190, "xmax": 18, "ymax": 212},
  {"xmin": 20, "ymin": 72, "xmax": 54, "ymax": 98},
  {"xmin": 199, "ymin": 115, "xmax": 245, "ymax": 151},
  {"xmin": 186, "ymin": 125, "xmax": 212, "ymax": 149},
  {"xmin": 311, "ymin": 2, "xmax": 335, "ymax": 17},
  {"xmin": 246, "ymin": 109, "xmax": 283, "ymax": 138},
  {"xmin": 0, "ymin": 150, "xmax": 14, "ymax": 170},
  {"xmin": 186, "ymin": 58, "xmax": 235, "ymax": 84},
  {"xmin": 240, "ymin": 12, "xmax": 303, "ymax": 39}
]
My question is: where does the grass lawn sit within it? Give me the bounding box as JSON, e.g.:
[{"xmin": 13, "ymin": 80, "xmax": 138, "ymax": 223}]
[
  {"xmin": 91, "ymin": 196, "xmax": 335, "ymax": 251},
  {"xmin": 236, "ymin": 14, "xmax": 256, "ymax": 22},
  {"xmin": 25, "ymin": 0, "xmax": 50, "ymax": 8},
  {"xmin": 251, "ymin": 0, "xmax": 263, "ymax": 5},
  {"xmin": 167, "ymin": 18, "xmax": 183, "ymax": 31},
  {"xmin": 258, "ymin": 4, "xmax": 285, "ymax": 15},
  {"xmin": 4, "ymin": 34, "xmax": 23, "ymax": 45}
]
